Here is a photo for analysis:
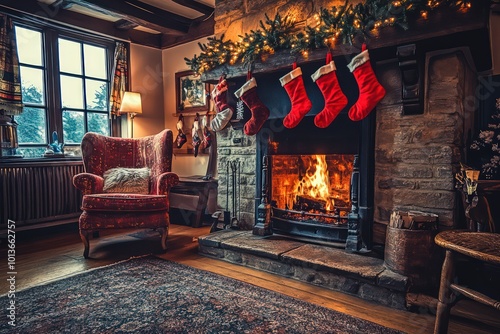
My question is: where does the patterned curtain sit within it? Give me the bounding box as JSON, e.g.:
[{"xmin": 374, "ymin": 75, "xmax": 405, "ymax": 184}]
[
  {"xmin": 0, "ymin": 14, "xmax": 23, "ymax": 115},
  {"xmin": 109, "ymin": 42, "xmax": 128, "ymax": 117}
]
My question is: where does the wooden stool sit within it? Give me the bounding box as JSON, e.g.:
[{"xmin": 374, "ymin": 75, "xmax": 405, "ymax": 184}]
[
  {"xmin": 169, "ymin": 177, "xmax": 218, "ymax": 227},
  {"xmin": 434, "ymin": 230, "xmax": 500, "ymax": 333}
]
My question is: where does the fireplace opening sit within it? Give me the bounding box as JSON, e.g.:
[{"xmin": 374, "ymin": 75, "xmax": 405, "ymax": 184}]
[
  {"xmin": 268, "ymin": 153, "xmax": 356, "ymax": 245},
  {"xmin": 255, "ymin": 86, "xmax": 376, "ymax": 249},
  {"xmin": 270, "ymin": 154, "xmax": 354, "ymax": 218}
]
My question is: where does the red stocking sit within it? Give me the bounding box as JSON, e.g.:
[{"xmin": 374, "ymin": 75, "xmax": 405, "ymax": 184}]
[
  {"xmin": 210, "ymin": 76, "xmax": 233, "ymax": 131},
  {"xmin": 280, "ymin": 63, "xmax": 312, "ymax": 128},
  {"xmin": 175, "ymin": 115, "xmax": 187, "ymax": 148},
  {"xmin": 234, "ymin": 73, "xmax": 270, "ymax": 136},
  {"xmin": 311, "ymin": 53, "xmax": 348, "ymax": 128},
  {"xmin": 347, "ymin": 44, "xmax": 386, "ymax": 121},
  {"xmin": 192, "ymin": 113, "xmax": 201, "ymax": 157},
  {"xmin": 201, "ymin": 113, "xmax": 212, "ymax": 149}
]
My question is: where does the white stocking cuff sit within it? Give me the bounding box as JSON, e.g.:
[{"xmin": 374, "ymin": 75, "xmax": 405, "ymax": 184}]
[
  {"xmin": 311, "ymin": 61, "xmax": 336, "ymax": 82},
  {"xmin": 210, "ymin": 107, "xmax": 233, "ymax": 132},
  {"xmin": 234, "ymin": 77, "xmax": 257, "ymax": 99},
  {"xmin": 279, "ymin": 67, "xmax": 302, "ymax": 86},
  {"xmin": 211, "ymin": 80, "xmax": 228, "ymax": 99},
  {"xmin": 347, "ymin": 49, "xmax": 369, "ymax": 72}
]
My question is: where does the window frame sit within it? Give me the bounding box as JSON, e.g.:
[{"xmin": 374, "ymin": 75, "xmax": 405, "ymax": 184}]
[{"xmin": 12, "ymin": 17, "xmax": 120, "ymax": 158}]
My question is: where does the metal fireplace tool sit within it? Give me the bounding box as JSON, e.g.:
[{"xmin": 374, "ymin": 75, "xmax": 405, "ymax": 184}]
[{"xmin": 210, "ymin": 159, "xmax": 241, "ymax": 232}]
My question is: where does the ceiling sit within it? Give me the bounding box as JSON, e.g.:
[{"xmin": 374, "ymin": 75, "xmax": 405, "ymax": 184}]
[{"xmin": 0, "ymin": 0, "xmax": 215, "ymax": 49}]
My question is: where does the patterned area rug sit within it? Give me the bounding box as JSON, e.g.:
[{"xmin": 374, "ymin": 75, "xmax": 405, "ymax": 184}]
[{"xmin": 0, "ymin": 256, "xmax": 404, "ymax": 333}]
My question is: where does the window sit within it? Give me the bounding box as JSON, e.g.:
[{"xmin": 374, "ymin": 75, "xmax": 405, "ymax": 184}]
[{"xmin": 13, "ymin": 22, "xmax": 115, "ymax": 158}]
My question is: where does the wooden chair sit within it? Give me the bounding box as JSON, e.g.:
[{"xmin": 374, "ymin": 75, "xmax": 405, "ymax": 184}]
[{"xmin": 433, "ymin": 230, "xmax": 500, "ymax": 333}]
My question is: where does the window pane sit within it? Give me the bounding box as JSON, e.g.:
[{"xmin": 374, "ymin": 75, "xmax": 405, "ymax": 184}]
[
  {"xmin": 63, "ymin": 110, "xmax": 85, "ymax": 144},
  {"xmin": 16, "ymin": 107, "xmax": 47, "ymax": 144},
  {"xmin": 16, "ymin": 26, "xmax": 43, "ymax": 66},
  {"xmin": 86, "ymin": 79, "xmax": 108, "ymax": 110},
  {"xmin": 84, "ymin": 44, "xmax": 106, "ymax": 79},
  {"xmin": 88, "ymin": 112, "xmax": 109, "ymax": 135},
  {"xmin": 60, "ymin": 75, "xmax": 84, "ymax": 108},
  {"xmin": 59, "ymin": 39, "xmax": 82, "ymax": 74},
  {"xmin": 20, "ymin": 67, "xmax": 45, "ymax": 105}
]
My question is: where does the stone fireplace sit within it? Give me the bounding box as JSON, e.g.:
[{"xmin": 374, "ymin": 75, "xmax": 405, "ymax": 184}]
[
  {"xmin": 197, "ymin": 0, "xmax": 494, "ymax": 307},
  {"xmin": 212, "ymin": 48, "xmax": 481, "ymax": 246},
  {"xmin": 205, "ymin": 0, "xmax": 491, "ymax": 248}
]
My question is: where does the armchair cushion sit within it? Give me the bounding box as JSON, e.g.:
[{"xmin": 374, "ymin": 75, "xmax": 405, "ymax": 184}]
[
  {"xmin": 82, "ymin": 194, "xmax": 168, "ymax": 212},
  {"xmin": 103, "ymin": 167, "xmax": 150, "ymax": 194}
]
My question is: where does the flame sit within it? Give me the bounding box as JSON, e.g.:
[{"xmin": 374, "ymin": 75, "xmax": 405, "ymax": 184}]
[{"xmin": 292, "ymin": 155, "xmax": 334, "ymax": 211}]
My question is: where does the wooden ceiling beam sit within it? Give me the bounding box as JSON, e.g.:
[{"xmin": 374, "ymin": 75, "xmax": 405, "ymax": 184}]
[
  {"xmin": 124, "ymin": 0, "xmax": 192, "ymax": 25},
  {"xmin": 172, "ymin": 0, "xmax": 214, "ymax": 18},
  {"xmin": 1, "ymin": 0, "xmax": 215, "ymax": 49},
  {"xmin": 114, "ymin": 19, "xmax": 138, "ymax": 31},
  {"xmin": 161, "ymin": 15, "xmax": 214, "ymax": 49},
  {"xmin": 63, "ymin": 0, "xmax": 191, "ymax": 34},
  {"xmin": 0, "ymin": 0, "xmax": 162, "ymax": 48}
]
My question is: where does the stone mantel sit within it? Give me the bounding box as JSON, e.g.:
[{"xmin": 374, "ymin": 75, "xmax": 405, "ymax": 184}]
[{"xmin": 201, "ymin": 5, "xmax": 489, "ymax": 83}]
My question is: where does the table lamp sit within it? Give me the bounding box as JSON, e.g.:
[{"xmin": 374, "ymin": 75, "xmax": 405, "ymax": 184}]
[{"xmin": 119, "ymin": 91, "xmax": 142, "ymax": 137}]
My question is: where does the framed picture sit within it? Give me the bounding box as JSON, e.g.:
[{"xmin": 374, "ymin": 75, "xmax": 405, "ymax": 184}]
[{"xmin": 175, "ymin": 70, "xmax": 209, "ymax": 113}]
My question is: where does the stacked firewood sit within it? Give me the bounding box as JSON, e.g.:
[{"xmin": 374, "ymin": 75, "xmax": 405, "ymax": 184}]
[{"xmin": 389, "ymin": 211, "xmax": 438, "ymax": 230}]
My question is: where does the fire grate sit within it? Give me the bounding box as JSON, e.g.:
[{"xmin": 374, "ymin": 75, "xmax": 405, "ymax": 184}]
[{"xmin": 271, "ymin": 207, "xmax": 349, "ymax": 245}]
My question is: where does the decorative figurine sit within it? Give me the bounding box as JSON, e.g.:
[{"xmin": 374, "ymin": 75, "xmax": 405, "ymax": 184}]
[{"xmin": 46, "ymin": 131, "xmax": 64, "ymax": 155}]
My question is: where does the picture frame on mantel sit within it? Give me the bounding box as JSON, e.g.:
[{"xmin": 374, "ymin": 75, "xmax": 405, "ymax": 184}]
[{"xmin": 175, "ymin": 70, "xmax": 209, "ymax": 113}]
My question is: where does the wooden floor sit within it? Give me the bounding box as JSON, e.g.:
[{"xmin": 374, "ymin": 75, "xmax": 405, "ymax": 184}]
[{"xmin": 1, "ymin": 223, "xmax": 499, "ymax": 334}]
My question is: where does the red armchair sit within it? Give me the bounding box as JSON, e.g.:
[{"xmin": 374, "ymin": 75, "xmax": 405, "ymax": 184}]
[{"xmin": 73, "ymin": 129, "xmax": 179, "ymax": 258}]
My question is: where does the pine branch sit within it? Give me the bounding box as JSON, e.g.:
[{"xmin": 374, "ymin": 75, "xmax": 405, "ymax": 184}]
[{"xmin": 185, "ymin": 0, "xmax": 478, "ymax": 74}]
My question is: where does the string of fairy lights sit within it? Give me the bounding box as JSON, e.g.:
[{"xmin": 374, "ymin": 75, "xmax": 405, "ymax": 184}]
[{"xmin": 184, "ymin": 0, "xmax": 475, "ymax": 75}]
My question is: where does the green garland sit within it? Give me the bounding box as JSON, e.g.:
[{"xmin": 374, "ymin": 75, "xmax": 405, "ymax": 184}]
[{"xmin": 185, "ymin": 0, "xmax": 475, "ymax": 75}]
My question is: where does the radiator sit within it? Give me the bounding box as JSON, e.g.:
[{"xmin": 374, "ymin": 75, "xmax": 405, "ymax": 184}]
[{"xmin": 0, "ymin": 161, "xmax": 84, "ymax": 229}]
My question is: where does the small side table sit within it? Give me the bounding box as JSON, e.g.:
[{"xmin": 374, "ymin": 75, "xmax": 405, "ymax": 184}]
[
  {"xmin": 434, "ymin": 230, "xmax": 500, "ymax": 333},
  {"xmin": 169, "ymin": 177, "xmax": 218, "ymax": 227}
]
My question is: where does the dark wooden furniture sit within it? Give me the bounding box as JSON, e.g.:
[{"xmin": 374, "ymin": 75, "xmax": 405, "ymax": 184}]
[
  {"xmin": 169, "ymin": 177, "xmax": 218, "ymax": 227},
  {"xmin": 434, "ymin": 230, "xmax": 500, "ymax": 333},
  {"xmin": 460, "ymin": 181, "xmax": 500, "ymax": 233}
]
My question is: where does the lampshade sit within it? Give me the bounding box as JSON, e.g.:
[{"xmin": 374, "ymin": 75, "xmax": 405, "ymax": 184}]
[{"xmin": 119, "ymin": 91, "xmax": 142, "ymax": 115}]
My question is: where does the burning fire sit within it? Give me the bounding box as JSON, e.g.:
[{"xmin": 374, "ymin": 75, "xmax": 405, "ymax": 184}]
[
  {"xmin": 292, "ymin": 155, "xmax": 334, "ymax": 211},
  {"xmin": 272, "ymin": 154, "xmax": 352, "ymax": 213}
]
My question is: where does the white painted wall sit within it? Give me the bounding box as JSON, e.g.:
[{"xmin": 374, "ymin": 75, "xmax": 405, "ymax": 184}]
[{"xmin": 162, "ymin": 38, "xmax": 212, "ymax": 177}]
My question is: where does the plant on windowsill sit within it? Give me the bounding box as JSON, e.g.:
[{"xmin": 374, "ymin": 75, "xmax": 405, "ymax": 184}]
[{"xmin": 469, "ymin": 97, "xmax": 500, "ymax": 180}]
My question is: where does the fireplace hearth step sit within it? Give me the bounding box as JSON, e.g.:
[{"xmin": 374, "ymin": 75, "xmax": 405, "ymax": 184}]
[{"xmin": 198, "ymin": 230, "xmax": 409, "ymax": 310}]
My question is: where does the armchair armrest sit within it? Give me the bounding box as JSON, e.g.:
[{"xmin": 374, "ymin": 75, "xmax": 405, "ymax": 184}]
[
  {"xmin": 156, "ymin": 172, "xmax": 180, "ymax": 195},
  {"xmin": 73, "ymin": 173, "xmax": 104, "ymax": 195}
]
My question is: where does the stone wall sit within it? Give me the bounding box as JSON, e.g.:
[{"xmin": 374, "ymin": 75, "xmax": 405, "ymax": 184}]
[
  {"xmin": 216, "ymin": 129, "xmax": 257, "ymax": 230},
  {"xmin": 214, "ymin": 0, "xmax": 359, "ymax": 40},
  {"xmin": 374, "ymin": 49, "xmax": 476, "ymax": 228}
]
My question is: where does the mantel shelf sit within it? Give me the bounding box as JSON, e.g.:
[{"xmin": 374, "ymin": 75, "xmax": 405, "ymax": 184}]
[{"xmin": 201, "ymin": 6, "xmax": 488, "ymax": 83}]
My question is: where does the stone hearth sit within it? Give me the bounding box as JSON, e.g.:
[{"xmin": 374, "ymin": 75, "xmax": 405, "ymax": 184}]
[{"xmin": 198, "ymin": 230, "xmax": 409, "ymax": 310}]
